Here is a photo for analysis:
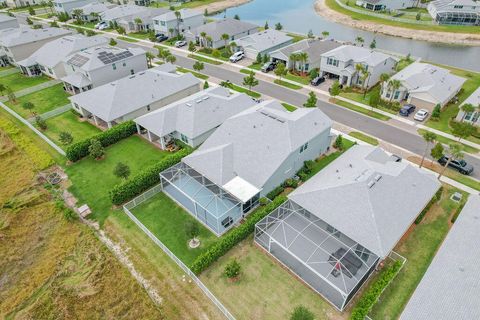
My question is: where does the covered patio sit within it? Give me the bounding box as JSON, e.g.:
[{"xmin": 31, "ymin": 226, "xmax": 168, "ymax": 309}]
[{"xmin": 255, "ymin": 200, "xmax": 380, "ymax": 311}]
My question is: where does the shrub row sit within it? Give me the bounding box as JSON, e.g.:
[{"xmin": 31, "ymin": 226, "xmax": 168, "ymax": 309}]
[
  {"xmin": 190, "ymin": 195, "xmax": 287, "ymax": 275},
  {"xmin": 297, "ymin": 160, "xmax": 315, "ymax": 181},
  {"xmin": 266, "ymin": 185, "xmax": 284, "ymax": 200},
  {"xmin": 350, "ymin": 260, "xmax": 402, "ymax": 320},
  {"xmin": 109, "ymin": 148, "xmax": 192, "ymax": 205},
  {"xmin": 414, "ymin": 186, "xmax": 443, "ymax": 225},
  {"xmin": 65, "ymin": 120, "xmax": 137, "ymax": 162}
]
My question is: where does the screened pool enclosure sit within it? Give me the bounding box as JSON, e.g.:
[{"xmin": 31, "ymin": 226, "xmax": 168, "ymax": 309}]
[
  {"xmin": 160, "ymin": 162, "xmax": 259, "ymax": 236},
  {"xmin": 255, "ymin": 200, "xmax": 380, "ymax": 311}
]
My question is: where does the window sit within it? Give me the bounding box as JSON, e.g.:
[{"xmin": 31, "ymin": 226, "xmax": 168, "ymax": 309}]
[
  {"xmin": 112, "ymin": 63, "xmax": 116, "ymax": 70},
  {"xmin": 123, "ymin": 62, "xmax": 126, "ymax": 67},
  {"xmin": 326, "ymin": 57, "xmax": 339, "ymax": 67},
  {"xmin": 146, "ymin": 105, "xmax": 151, "ymax": 111},
  {"xmin": 393, "ymin": 90, "xmax": 400, "ymax": 99},
  {"xmin": 161, "ymin": 21, "xmax": 165, "ymax": 26},
  {"xmin": 300, "ymin": 142, "xmax": 308, "ymax": 153},
  {"xmin": 180, "ymin": 134, "xmax": 188, "ymax": 143},
  {"xmin": 130, "ymin": 69, "xmax": 134, "ymax": 75}
]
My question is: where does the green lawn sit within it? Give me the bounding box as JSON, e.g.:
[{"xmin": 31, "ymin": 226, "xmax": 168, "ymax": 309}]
[
  {"xmin": 5, "ymin": 84, "xmax": 70, "ymax": 118},
  {"xmin": 65, "ymin": 135, "xmax": 171, "ymax": 225},
  {"xmin": 176, "ymin": 67, "xmax": 209, "ymax": 80},
  {"xmin": 0, "ymin": 73, "xmax": 50, "ymax": 92},
  {"xmin": 285, "ymin": 72, "xmax": 310, "ymax": 85},
  {"xmin": 198, "ymin": 48, "xmax": 230, "ymax": 62},
  {"xmin": 274, "ymin": 79, "xmax": 303, "ymax": 90},
  {"xmin": 417, "ymin": 129, "xmax": 479, "ymax": 154},
  {"xmin": 339, "ymin": 86, "xmax": 400, "ymax": 115},
  {"xmin": 349, "ymin": 131, "xmax": 380, "ymax": 145},
  {"xmin": 248, "ymin": 63, "xmax": 262, "ymax": 70},
  {"xmin": 188, "ymin": 54, "xmax": 223, "ymax": 65},
  {"xmin": 369, "ymin": 185, "xmax": 467, "ymax": 318},
  {"xmin": 286, "ymin": 32, "xmax": 307, "ymax": 43},
  {"xmin": 128, "ymin": 32, "xmax": 151, "ymax": 40},
  {"xmin": 228, "ymin": 84, "xmax": 261, "ymax": 98},
  {"xmin": 42, "ymin": 111, "xmax": 101, "ymax": 148},
  {"xmin": 281, "ymin": 102, "xmax": 297, "ymax": 112},
  {"xmin": 130, "ymin": 192, "xmax": 219, "ymax": 265},
  {"xmin": 333, "ymin": 99, "xmax": 391, "ymax": 121},
  {"xmin": 117, "ymin": 36, "xmax": 139, "ymax": 43}
]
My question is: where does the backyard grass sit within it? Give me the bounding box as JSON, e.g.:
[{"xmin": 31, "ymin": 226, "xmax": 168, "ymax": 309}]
[
  {"xmin": 5, "ymin": 84, "xmax": 70, "ymax": 118},
  {"xmin": 274, "ymin": 79, "xmax": 303, "ymax": 90},
  {"xmin": 286, "ymin": 32, "xmax": 307, "ymax": 43},
  {"xmin": 333, "ymin": 99, "xmax": 391, "ymax": 121},
  {"xmin": 200, "ymin": 237, "xmax": 339, "ymax": 319},
  {"xmin": 228, "ymin": 84, "xmax": 261, "ymax": 98},
  {"xmin": 42, "ymin": 111, "xmax": 101, "ymax": 148},
  {"xmin": 0, "ymin": 73, "xmax": 50, "ymax": 92},
  {"xmin": 130, "ymin": 192, "xmax": 220, "ymax": 265},
  {"xmin": 281, "ymin": 102, "xmax": 297, "ymax": 112},
  {"xmin": 369, "ymin": 185, "xmax": 468, "ymax": 318},
  {"xmin": 177, "ymin": 67, "xmax": 209, "ymax": 80},
  {"xmin": 65, "ymin": 135, "xmax": 171, "ymax": 224},
  {"xmin": 349, "ymin": 131, "xmax": 379, "ymax": 145},
  {"xmin": 188, "ymin": 54, "xmax": 223, "ymax": 65},
  {"xmin": 417, "ymin": 129, "xmax": 479, "ymax": 154}
]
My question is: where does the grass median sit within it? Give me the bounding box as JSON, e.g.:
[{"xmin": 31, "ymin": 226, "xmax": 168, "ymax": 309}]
[{"xmin": 332, "ymin": 99, "xmax": 391, "ymax": 121}]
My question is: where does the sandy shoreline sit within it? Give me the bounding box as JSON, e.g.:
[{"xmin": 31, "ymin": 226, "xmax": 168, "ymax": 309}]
[
  {"xmin": 197, "ymin": 0, "xmax": 252, "ymax": 14},
  {"xmin": 314, "ymin": 0, "xmax": 480, "ymax": 46}
]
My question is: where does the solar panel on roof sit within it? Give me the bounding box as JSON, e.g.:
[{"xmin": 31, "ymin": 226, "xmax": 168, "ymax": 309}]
[
  {"xmin": 97, "ymin": 50, "xmax": 134, "ymax": 65},
  {"xmin": 67, "ymin": 54, "xmax": 89, "ymax": 67}
]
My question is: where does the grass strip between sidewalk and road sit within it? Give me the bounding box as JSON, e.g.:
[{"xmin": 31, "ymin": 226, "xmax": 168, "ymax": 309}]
[
  {"xmin": 333, "ymin": 99, "xmax": 391, "ymax": 121},
  {"xmin": 176, "ymin": 67, "xmax": 209, "ymax": 80},
  {"xmin": 188, "ymin": 54, "xmax": 223, "ymax": 65},
  {"xmin": 349, "ymin": 131, "xmax": 379, "ymax": 146},
  {"xmin": 274, "ymin": 79, "xmax": 303, "ymax": 90}
]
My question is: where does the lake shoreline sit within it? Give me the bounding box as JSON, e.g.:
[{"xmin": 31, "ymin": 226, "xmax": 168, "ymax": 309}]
[
  {"xmin": 314, "ymin": 0, "xmax": 480, "ymax": 46},
  {"xmin": 197, "ymin": 0, "xmax": 253, "ymax": 14}
]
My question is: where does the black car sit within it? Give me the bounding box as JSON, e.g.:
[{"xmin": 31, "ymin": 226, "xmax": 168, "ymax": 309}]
[
  {"xmin": 438, "ymin": 156, "xmax": 474, "ymax": 175},
  {"xmin": 310, "ymin": 76, "xmax": 325, "ymax": 86},
  {"xmin": 155, "ymin": 34, "xmax": 168, "ymax": 42},
  {"xmin": 399, "ymin": 104, "xmax": 416, "ymax": 117}
]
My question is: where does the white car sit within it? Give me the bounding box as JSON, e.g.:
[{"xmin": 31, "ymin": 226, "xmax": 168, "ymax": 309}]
[
  {"xmin": 175, "ymin": 40, "xmax": 187, "ymax": 48},
  {"xmin": 414, "ymin": 109, "xmax": 429, "ymax": 121},
  {"xmin": 95, "ymin": 21, "xmax": 108, "ymax": 30},
  {"xmin": 229, "ymin": 51, "xmax": 244, "ymax": 63}
]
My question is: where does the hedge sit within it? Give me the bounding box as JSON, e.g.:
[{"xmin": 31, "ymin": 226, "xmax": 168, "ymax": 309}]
[
  {"xmin": 266, "ymin": 185, "xmax": 284, "ymax": 200},
  {"xmin": 350, "ymin": 260, "xmax": 402, "ymax": 320},
  {"xmin": 415, "ymin": 186, "xmax": 443, "ymax": 225},
  {"xmin": 190, "ymin": 195, "xmax": 287, "ymax": 275},
  {"xmin": 109, "ymin": 148, "xmax": 192, "ymax": 205},
  {"xmin": 65, "ymin": 120, "xmax": 137, "ymax": 162}
]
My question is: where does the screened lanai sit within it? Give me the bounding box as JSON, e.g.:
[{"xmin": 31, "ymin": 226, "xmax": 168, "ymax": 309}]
[
  {"xmin": 434, "ymin": 11, "xmax": 479, "ymax": 25},
  {"xmin": 255, "ymin": 200, "xmax": 380, "ymax": 311},
  {"xmin": 160, "ymin": 162, "xmax": 243, "ymax": 236}
]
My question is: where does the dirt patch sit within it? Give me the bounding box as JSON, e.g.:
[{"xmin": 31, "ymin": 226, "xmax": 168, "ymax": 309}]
[
  {"xmin": 314, "ymin": 0, "xmax": 480, "ymax": 46},
  {"xmin": 197, "ymin": 0, "xmax": 252, "ymax": 14}
]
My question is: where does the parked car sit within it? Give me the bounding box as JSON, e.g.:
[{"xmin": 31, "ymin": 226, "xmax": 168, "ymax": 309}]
[
  {"xmin": 229, "ymin": 51, "xmax": 244, "ymax": 63},
  {"xmin": 310, "ymin": 75, "xmax": 325, "ymax": 86},
  {"xmin": 414, "ymin": 109, "xmax": 429, "ymax": 121},
  {"xmin": 261, "ymin": 61, "xmax": 276, "ymax": 72},
  {"xmin": 175, "ymin": 40, "xmax": 187, "ymax": 48},
  {"xmin": 95, "ymin": 21, "xmax": 108, "ymax": 30},
  {"xmin": 399, "ymin": 104, "xmax": 416, "ymax": 117},
  {"xmin": 390, "ymin": 154, "xmax": 402, "ymax": 162},
  {"xmin": 438, "ymin": 156, "xmax": 474, "ymax": 175},
  {"xmin": 155, "ymin": 34, "xmax": 168, "ymax": 42}
]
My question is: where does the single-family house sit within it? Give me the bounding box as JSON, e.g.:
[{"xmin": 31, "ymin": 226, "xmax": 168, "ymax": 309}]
[
  {"xmin": 320, "ymin": 45, "xmax": 397, "ymax": 89},
  {"xmin": 133, "ymin": 0, "xmax": 150, "ymax": 6},
  {"xmin": 355, "ymin": 0, "xmax": 417, "ymax": 11},
  {"xmin": 17, "ymin": 34, "xmax": 108, "ymax": 78},
  {"xmin": 70, "ymin": 64, "xmax": 202, "ymax": 128},
  {"xmin": 232, "ymin": 29, "xmax": 293, "ymax": 60},
  {"xmin": 255, "ymin": 145, "xmax": 440, "ymax": 311},
  {"xmin": 270, "ymin": 38, "xmax": 342, "ymax": 72},
  {"xmin": 135, "ymin": 86, "xmax": 258, "ymax": 149},
  {"xmin": 184, "ymin": 18, "xmax": 259, "ymax": 49},
  {"xmin": 73, "ymin": 2, "xmax": 116, "ymax": 22},
  {"xmin": 400, "ymin": 195, "xmax": 480, "ymax": 320},
  {"xmin": 153, "ymin": 8, "xmax": 204, "ymax": 37},
  {"xmin": 0, "ymin": 26, "xmax": 72, "ymax": 66},
  {"xmin": 428, "ymin": 0, "xmax": 480, "ymax": 25},
  {"xmin": 100, "ymin": 5, "xmax": 168, "ymax": 32},
  {"xmin": 62, "ymin": 45, "xmax": 147, "ymax": 94},
  {"xmin": 455, "ymin": 87, "xmax": 480, "ymax": 126},
  {"xmin": 381, "ymin": 62, "xmax": 466, "ymax": 110},
  {"xmin": 53, "ymin": 0, "xmax": 97, "ymax": 14},
  {"xmin": 160, "ymin": 101, "xmax": 333, "ymax": 235},
  {"xmin": 0, "ymin": 14, "xmax": 18, "ymax": 30}
]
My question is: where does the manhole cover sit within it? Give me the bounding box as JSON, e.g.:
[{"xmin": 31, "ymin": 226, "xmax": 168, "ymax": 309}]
[
  {"xmin": 450, "ymin": 192, "xmax": 463, "ymax": 203},
  {"xmin": 47, "ymin": 172, "xmax": 62, "ymax": 185}
]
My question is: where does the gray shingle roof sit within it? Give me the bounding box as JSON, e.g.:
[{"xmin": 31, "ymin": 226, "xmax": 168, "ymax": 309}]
[
  {"xmin": 0, "ymin": 13, "xmax": 16, "ymax": 23},
  {"xmin": 0, "ymin": 26, "xmax": 71, "ymax": 47},
  {"xmin": 461, "ymin": 87, "xmax": 480, "ymax": 109},
  {"xmin": 153, "ymin": 8, "xmax": 202, "ymax": 21},
  {"xmin": 400, "ymin": 195, "xmax": 480, "ymax": 320},
  {"xmin": 183, "ymin": 101, "xmax": 332, "ymax": 190},
  {"xmin": 288, "ymin": 146, "xmax": 441, "ymax": 258},
  {"xmin": 235, "ymin": 29, "xmax": 292, "ymax": 53},
  {"xmin": 69, "ymin": 64, "xmax": 201, "ymax": 122},
  {"xmin": 270, "ymin": 38, "xmax": 342, "ymax": 62},
  {"xmin": 391, "ymin": 62, "xmax": 466, "ymax": 105},
  {"xmin": 100, "ymin": 5, "xmax": 167, "ymax": 22},
  {"xmin": 17, "ymin": 34, "xmax": 108, "ymax": 68},
  {"xmin": 134, "ymin": 86, "xmax": 257, "ymax": 139},
  {"xmin": 186, "ymin": 18, "xmax": 258, "ymax": 42},
  {"xmin": 322, "ymin": 44, "xmax": 396, "ymax": 66},
  {"xmin": 75, "ymin": 2, "xmax": 116, "ymax": 15}
]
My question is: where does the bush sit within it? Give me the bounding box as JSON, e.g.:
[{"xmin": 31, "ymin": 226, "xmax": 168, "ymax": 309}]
[
  {"xmin": 334, "ymin": 134, "xmax": 344, "ymax": 150},
  {"xmin": 297, "ymin": 160, "xmax": 315, "ymax": 181},
  {"xmin": 109, "ymin": 148, "xmax": 191, "ymax": 205},
  {"xmin": 258, "ymin": 197, "xmax": 269, "ymax": 206},
  {"xmin": 283, "ymin": 178, "xmax": 298, "ymax": 189},
  {"xmin": 290, "ymin": 306, "xmax": 314, "ymax": 320},
  {"xmin": 59, "ymin": 131, "xmax": 73, "ymax": 145},
  {"xmin": 66, "ymin": 120, "xmax": 137, "ymax": 162},
  {"xmin": 88, "ymin": 138, "xmax": 104, "ymax": 160},
  {"xmin": 266, "ymin": 185, "xmax": 284, "ymax": 200},
  {"xmin": 224, "ymin": 259, "xmax": 241, "ymax": 279},
  {"xmin": 35, "ymin": 116, "xmax": 47, "ymax": 130},
  {"xmin": 350, "ymin": 260, "xmax": 402, "ymax": 320},
  {"xmin": 415, "ymin": 186, "xmax": 443, "ymax": 224},
  {"xmin": 190, "ymin": 195, "xmax": 287, "ymax": 274}
]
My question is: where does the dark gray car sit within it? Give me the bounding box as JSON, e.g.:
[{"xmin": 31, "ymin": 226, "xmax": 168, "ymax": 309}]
[{"xmin": 438, "ymin": 156, "xmax": 474, "ymax": 175}]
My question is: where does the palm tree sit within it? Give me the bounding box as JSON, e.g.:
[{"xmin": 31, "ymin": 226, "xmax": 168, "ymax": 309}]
[
  {"xmin": 298, "ymin": 52, "xmax": 309, "ymax": 74},
  {"xmin": 133, "ymin": 17, "xmax": 143, "ymax": 32},
  {"xmin": 460, "ymin": 103, "xmax": 475, "ymax": 121},
  {"xmin": 90, "ymin": 12, "xmax": 99, "ymax": 22},
  {"xmin": 420, "ymin": 131, "xmax": 436, "ymax": 168},
  {"xmin": 166, "ymin": 54, "xmax": 176, "ymax": 64},
  {"xmin": 355, "ymin": 36, "xmax": 364, "ymax": 46},
  {"xmin": 289, "ymin": 53, "xmax": 299, "ymax": 72},
  {"xmin": 438, "ymin": 143, "xmax": 463, "ymax": 180},
  {"xmin": 321, "ymin": 30, "xmax": 329, "ymax": 38},
  {"xmin": 389, "ymin": 79, "xmax": 401, "ymax": 103},
  {"xmin": 221, "ymin": 33, "xmax": 230, "ymax": 49},
  {"xmin": 379, "ymin": 72, "xmax": 390, "ymax": 95},
  {"xmin": 72, "ymin": 8, "xmax": 83, "ymax": 24},
  {"xmin": 205, "ymin": 35, "xmax": 212, "ymax": 48},
  {"xmin": 199, "ymin": 31, "xmax": 207, "ymax": 47},
  {"xmin": 174, "ymin": 10, "xmax": 181, "ymax": 37},
  {"xmin": 146, "ymin": 52, "xmax": 154, "ymax": 67}
]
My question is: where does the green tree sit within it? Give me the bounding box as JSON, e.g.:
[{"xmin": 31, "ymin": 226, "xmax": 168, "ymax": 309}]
[
  {"xmin": 242, "ymin": 71, "xmax": 258, "ymax": 92},
  {"xmin": 0, "ymin": 84, "xmax": 5, "ymax": 96},
  {"xmin": 307, "ymin": 29, "xmax": 314, "ymax": 38},
  {"xmin": 416, "ymin": 12, "xmax": 421, "ymax": 21},
  {"xmin": 355, "ymin": 36, "xmax": 364, "ymax": 46},
  {"xmin": 420, "ymin": 131, "xmax": 436, "ymax": 168},
  {"xmin": 88, "ymin": 139, "xmax": 105, "ymax": 160},
  {"xmin": 59, "ymin": 131, "xmax": 73, "ymax": 145},
  {"xmin": 72, "ymin": 8, "xmax": 83, "ymax": 24},
  {"xmin": 308, "ymin": 68, "xmax": 319, "ymax": 81},
  {"xmin": 303, "ymin": 91, "xmax": 317, "ymax": 108},
  {"xmin": 256, "ymin": 52, "xmax": 262, "ymax": 64},
  {"xmin": 438, "ymin": 143, "xmax": 463, "ymax": 180},
  {"xmin": 330, "ymin": 80, "xmax": 341, "ymax": 101},
  {"xmin": 35, "ymin": 116, "xmax": 47, "ymax": 130},
  {"xmin": 262, "ymin": 54, "xmax": 269, "ymax": 64},
  {"xmin": 430, "ymin": 142, "xmax": 444, "ymax": 166},
  {"xmin": 221, "ymin": 33, "xmax": 230, "ymax": 48},
  {"xmin": 460, "ymin": 103, "xmax": 475, "ymax": 121},
  {"xmin": 298, "ymin": 52, "xmax": 309, "ymax": 74},
  {"xmin": 431, "ymin": 104, "xmax": 441, "ymax": 120},
  {"xmin": 451, "ymin": 121, "xmax": 475, "ymax": 143},
  {"xmin": 370, "ymin": 39, "xmax": 377, "ymax": 49},
  {"xmin": 114, "ymin": 162, "xmax": 130, "ymax": 180},
  {"xmin": 290, "ymin": 305, "xmax": 314, "ymax": 320},
  {"xmin": 289, "ymin": 52, "xmax": 299, "ymax": 72},
  {"xmin": 7, "ymin": 87, "xmax": 16, "ymax": 103},
  {"xmin": 321, "ymin": 30, "xmax": 329, "ymax": 38},
  {"xmin": 157, "ymin": 47, "xmax": 171, "ymax": 61},
  {"xmin": 116, "ymin": 26, "xmax": 126, "ymax": 35},
  {"xmin": 22, "ymin": 101, "xmax": 35, "ymax": 115},
  {"xmin": 264, "ymin": 21, "xmax": 269, "ymax": 29},
  {"xmin": 274, "ymin": 62, "xmax": 287, "ymax": 81},
  {"xmin": 369, "ymin": 88, "xmax": 380, "ymax": 109},
  {"xmin": 334, "ymin": 134, "xmax": 344, "ymax": 150},
  {"xmin": 203, "ymin": 81, "xmax": 209, "ymax": 89},
  {"xmin": 275, "ymin": 22, "xmax": 283, "ymax": 30},
  {"xmin": 188, "ymin": 41, "xmax": 196, "ymax": 52},
  {"xmin": 49, "ymin": 20, "xmax": 58, "ymax": 27},
  {"xmin": 133, "ymin": 17, "xmax": 143, "ymax": 31},
  {"xmin": 146, "ymin": 51, "xmax": 154, "ymax": 67},
  {"xmin": 185, "ymin": 220, "xmax": 200, "ymax": 241},
  {"xmin": 28, "ymin": 6, "xmax": 35, "ymax": 15},
  {"xmin": 193, "ymin": 61, "xmax": 204, "ymax": 72},
  {"xmin": 224, "ymin": 259, "xmax": 241, "ymax": 279},
  {"xmin": 165, "ymin": 54, "xmax": 176, "ymax": 64},
  {"xmin": 26, "ymin": 17, "xmax": 33, "ymax": 25},
  {"xmin": 109, "ymin": 38, "xmax": 117, "ymax": 46},
  {"xmin": 233, "ymin": 14, "xmax": 240, "ymax": 20},
  {"xmin": 388, "ymin": 79, "xmax": 401, "ymax": 102}
]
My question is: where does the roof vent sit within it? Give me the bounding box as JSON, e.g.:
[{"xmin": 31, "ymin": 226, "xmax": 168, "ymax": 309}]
[
  {"xmin": 374, "ymin": 174, "xmax": 382, "ymax": 181},
  {"xmin": 186, "ymin": 103, "xmax": 192, "ymax": 107},
  {"xmin": 196, "ymin": 99, "xmax": 202, "ymax": 103},
  {"xmin": 349, "ymin": 164, "xmax": 353, "ymax": 168},
  {"xmin": 367, "ymin": 180, "xmax": 376, "ymax": 189},
  {"xmin": 202, "ymin": 96, "xmax": 209, "ymax": 101}
]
